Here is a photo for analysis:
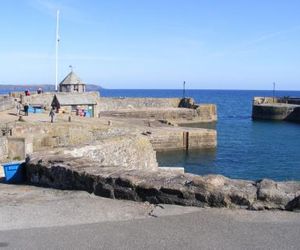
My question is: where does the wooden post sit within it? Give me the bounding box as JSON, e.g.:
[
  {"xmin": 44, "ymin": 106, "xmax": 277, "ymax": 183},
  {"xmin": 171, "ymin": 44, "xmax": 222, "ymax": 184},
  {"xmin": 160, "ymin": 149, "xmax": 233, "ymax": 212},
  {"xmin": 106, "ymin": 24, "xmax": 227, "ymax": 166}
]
[{"xmin": 183, "ymin": 132, "xmax": 189, "ymax": 151}]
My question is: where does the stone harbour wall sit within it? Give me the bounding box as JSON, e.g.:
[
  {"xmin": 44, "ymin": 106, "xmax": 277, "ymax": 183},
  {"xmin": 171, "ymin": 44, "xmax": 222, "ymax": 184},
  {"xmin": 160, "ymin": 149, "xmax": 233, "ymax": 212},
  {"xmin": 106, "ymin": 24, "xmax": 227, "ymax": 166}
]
[
  {"xmin": 252, "ymin": 104, "xmax": 300, "ymax": 122},
  {"xmin": 63, "ymin": 135, "xmax": 158, "ymax": 171},
  {"xmin": 147, "ymin": 128, "xmax": 217, "ymax": 151},
  {"xmin": 195, "ymin": 104, "xmax": 217, "ymax": 122},
  {"xmin": 98, "ymin": 98, "xmax": 217, "ymax": 123},
  {"xmin": 26, "ymin": 155, "xmax": 300, "ymax": 211},
  {"xmin": 98, "ymin": 98, "xmax": 181, "ymax": 111},
  {"xmin": 7, "ymin": 137, "xmax": 33, "ymax": 160},
  {"xmin": 0, "ymin": 96, "xmax": 15, "ymax": 112},
  {"xmin": 21, "ymin": 93, "xmax": 54, "ymax": 109},
  {"xmin": 99, "ymin": 108, "xmax": 196, "ymax": 120},
  {"xmin": 0, "ymin": 137, "xmax": 8, "ymax": 161},
  {"xmin": 11, "ymin": 123, "xmax": 106, "ymax": 151}
]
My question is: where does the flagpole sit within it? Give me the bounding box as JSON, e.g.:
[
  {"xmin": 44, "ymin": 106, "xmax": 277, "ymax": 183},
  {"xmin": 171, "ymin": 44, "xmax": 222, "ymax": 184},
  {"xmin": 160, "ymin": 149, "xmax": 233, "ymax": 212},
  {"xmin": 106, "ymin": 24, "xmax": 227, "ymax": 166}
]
[{"xmin": 55, "ymin": 10, "xmax": 60, "ymax": 91}]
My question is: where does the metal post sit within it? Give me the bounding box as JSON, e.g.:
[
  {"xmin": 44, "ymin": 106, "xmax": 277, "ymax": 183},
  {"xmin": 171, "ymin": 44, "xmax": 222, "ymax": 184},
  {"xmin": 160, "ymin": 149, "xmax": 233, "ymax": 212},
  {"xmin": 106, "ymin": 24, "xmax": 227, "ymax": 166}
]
[{"xmin": 183, "ymin": 81, "xmax": 186, "ymax": 99}]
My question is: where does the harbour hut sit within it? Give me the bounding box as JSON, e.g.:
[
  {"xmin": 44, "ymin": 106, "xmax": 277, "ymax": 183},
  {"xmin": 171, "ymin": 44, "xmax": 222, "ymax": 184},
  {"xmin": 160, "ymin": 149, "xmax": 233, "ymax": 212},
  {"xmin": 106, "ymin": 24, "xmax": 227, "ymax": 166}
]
[
  {"xmin": 59, "ymin": 71, "xmax": 86, "ymax": 93},
  {"xmin": 51, "ymin": 92, "xmax": 99, "ymax": 117}
]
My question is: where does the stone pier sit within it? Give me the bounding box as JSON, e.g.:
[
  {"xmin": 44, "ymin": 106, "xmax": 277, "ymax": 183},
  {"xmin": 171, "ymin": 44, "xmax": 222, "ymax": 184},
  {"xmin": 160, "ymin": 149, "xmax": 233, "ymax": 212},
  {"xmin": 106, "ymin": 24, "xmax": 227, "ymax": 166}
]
[{"xmin": 252, "ymin": 97, "xmax": 300, "ymax": 122}]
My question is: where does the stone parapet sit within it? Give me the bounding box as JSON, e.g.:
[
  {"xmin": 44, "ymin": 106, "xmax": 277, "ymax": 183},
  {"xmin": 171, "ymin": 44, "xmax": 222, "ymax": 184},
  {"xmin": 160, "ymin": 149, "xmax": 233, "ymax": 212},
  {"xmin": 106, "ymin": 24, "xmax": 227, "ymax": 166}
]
[
  {"xmin": 26, "ymin": 155, "xmax": 300, "ymax": 211},
  {"xmin": 98, "ymin": 98, "xmax": 181, "ymax": 111},
  {"xmin": 0, "ymin": 96, "xmax": 15, "ymax": 112},
  {"xmin": 62, "ymin": 135, "xmax": 158, "ymax": 171}
]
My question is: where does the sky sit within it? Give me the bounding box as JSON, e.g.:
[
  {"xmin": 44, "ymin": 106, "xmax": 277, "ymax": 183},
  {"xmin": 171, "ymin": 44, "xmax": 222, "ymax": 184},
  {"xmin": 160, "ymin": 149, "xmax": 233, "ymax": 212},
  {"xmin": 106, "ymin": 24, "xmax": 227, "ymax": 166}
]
[{"xmin": 0, "ymin": 0, "xmax": 300, "ymax": 90}]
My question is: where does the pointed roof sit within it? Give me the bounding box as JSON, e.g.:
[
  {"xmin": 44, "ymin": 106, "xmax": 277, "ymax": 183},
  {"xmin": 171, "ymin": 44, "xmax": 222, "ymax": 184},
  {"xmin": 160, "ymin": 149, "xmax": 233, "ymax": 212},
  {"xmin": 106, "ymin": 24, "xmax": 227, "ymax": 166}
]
[
  {"xmin": 59, "ymin": 71, "xmax": 85, "ymax": 86},
  {"xmin": 52, "ymin": 92, "xmax": 98, "ymax": 106}
]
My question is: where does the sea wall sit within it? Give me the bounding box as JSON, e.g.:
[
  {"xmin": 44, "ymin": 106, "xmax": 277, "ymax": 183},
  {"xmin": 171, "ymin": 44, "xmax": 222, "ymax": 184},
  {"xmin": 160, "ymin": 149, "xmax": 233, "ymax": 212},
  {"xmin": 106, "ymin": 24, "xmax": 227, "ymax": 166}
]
[
  {"xmin": 7, "ymin": 137, "xmax": 33, "ymax": 160},
  {"xmin": 194, "ymin": 104, "xmax": 217, "ymax": 122},
  {"xmin": 0, "ymin": 96, "xmax": 15, "ymax": 112},
  {"xmin": 99, "ymin": 104, "xmax": 217, "ymax": 123},
  {"xmin": 98, "ymin": 98, "xmax": 181, "ymax": 111},
  {"xmin": 11, "ymin": 123, "xmax": 103, "ymax": 151},
  {"xmin": 63, "ymin": 135, "xmax": 158, "ymax": 171},
  {"xmin": 148, "ymin": 128, "xmax": 216, "ymax": 151},
  {"xmin": 26, "ymin": 155, "xmax": 300, "ymax": 211},
  {"xmin": 252, "ymin": 104, "xmax": 300, "ymax": 122},
  {"xmin": 10, "ymin": 120, "xmax": 217, "ymax": 153},
  {"xmin": 98, "ymin": 98, "xmax": 217, "ymax": 122},
  {"xmin": 21, "ymin": 93, "xmax": 54, "ymax": 109},
  {"xmin": 0, "ymin": 136, "xmax": 33, "ymax": 162}
]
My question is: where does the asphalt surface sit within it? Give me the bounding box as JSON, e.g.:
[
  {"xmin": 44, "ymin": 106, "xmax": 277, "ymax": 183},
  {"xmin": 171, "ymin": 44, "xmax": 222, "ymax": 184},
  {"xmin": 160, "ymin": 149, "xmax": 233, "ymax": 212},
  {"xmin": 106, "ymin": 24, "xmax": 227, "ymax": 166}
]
[{"xmin": 1, "ymin": 184, "xmax": 300, "ymax": 250}]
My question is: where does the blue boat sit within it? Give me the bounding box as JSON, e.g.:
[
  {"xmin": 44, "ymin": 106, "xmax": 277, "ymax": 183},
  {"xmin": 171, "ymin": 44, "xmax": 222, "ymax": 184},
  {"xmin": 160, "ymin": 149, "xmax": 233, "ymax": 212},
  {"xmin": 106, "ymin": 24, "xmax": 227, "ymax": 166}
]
[{"xmin": 2, "ymin": 161, "xmax": 25, "ymax": 183}]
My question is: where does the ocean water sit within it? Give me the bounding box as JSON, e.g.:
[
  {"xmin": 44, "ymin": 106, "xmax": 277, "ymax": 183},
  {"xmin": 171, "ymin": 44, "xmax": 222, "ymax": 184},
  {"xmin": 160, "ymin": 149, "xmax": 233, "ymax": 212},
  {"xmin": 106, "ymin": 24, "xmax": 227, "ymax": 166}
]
[
  {"xmin": 1, "ymin": 88, "xmax": 299, "ymax": 181},
  {"xmin": 101, "ymin": 89, "xmax": 300, "ymax": 181}
]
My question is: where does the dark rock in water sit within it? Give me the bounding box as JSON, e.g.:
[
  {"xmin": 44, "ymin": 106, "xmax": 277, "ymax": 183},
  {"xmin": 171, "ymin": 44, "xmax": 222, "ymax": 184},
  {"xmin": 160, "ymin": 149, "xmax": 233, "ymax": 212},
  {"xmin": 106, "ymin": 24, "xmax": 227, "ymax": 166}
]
[{"xmin": 25, "ymin": 154, "xmax": 300, "ymax": 211}]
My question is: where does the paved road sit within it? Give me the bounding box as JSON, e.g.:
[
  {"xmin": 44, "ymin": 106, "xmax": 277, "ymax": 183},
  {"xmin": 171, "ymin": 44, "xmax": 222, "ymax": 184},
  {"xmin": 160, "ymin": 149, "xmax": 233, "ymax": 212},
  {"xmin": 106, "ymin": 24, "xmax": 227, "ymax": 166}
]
[{"xmin": 1, "ymin": 184, "xmax": 300, "ymax": 250}]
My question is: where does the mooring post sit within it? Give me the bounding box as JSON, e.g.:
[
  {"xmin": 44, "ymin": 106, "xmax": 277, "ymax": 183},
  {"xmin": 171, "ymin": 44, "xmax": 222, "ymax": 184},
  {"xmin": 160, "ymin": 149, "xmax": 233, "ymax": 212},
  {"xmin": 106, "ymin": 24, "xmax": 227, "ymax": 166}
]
[{"xmin": 183, "ymin": 131, "xmax": 189, "ymax": 151}]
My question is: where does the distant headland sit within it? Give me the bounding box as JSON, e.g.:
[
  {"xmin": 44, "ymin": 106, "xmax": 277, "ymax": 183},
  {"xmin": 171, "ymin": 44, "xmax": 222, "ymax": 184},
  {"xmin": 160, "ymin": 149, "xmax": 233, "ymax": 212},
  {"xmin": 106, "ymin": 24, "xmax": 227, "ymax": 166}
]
[{"xmin": 0, "ymin": 84, "xmax": 103, "ymax": 93}]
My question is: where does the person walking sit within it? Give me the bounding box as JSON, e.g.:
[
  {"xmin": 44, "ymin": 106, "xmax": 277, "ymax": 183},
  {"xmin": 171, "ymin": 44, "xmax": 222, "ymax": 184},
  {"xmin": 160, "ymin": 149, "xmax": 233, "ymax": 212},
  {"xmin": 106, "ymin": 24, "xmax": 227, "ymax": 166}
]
[{"xmin": 49, "ymin": 109, "xmax": 55, "ymax": 123}]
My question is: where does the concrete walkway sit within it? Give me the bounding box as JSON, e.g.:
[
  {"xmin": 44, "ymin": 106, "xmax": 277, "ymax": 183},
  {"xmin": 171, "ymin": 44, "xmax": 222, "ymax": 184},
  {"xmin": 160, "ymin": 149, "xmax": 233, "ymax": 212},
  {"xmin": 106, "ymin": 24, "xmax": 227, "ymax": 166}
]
[{"xmin": 0, "ymin": 184, "xmax": 300, "ymax": 249}]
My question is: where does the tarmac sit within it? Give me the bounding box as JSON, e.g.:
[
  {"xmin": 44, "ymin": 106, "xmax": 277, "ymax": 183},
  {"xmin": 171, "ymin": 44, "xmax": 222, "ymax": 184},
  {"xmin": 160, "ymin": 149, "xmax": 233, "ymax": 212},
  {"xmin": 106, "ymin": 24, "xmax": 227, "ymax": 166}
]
[{"xmin": 0, "ymin": 183, "xmax": 300, "ymax": 249}]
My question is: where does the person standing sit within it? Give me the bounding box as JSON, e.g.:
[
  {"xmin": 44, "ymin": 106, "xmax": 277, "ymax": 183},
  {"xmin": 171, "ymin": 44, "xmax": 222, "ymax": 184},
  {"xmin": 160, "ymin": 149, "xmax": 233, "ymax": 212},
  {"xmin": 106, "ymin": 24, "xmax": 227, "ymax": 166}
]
[
  {"xmin": 24, "ymin": 104, "xmax": 29, "ymax": 116},
  {"xmin": 49, "ymin": 109, "xmax": 55, "ymax": 123},
  {"xmin": 15, "ymin": 101, "xmax": 21, "ymax": 116}
]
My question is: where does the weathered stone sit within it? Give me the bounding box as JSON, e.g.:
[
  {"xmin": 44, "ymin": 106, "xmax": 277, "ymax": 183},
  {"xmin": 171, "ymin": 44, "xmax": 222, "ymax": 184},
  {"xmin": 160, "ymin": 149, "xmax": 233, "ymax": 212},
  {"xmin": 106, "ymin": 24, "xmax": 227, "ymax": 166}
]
[
  {"xmin": 257, "ymin": 179, "xmax": 292, "ymax": 206},
  {"xmin": 25, "ymin": 154, "xmax": 300, "ymax": 211}
]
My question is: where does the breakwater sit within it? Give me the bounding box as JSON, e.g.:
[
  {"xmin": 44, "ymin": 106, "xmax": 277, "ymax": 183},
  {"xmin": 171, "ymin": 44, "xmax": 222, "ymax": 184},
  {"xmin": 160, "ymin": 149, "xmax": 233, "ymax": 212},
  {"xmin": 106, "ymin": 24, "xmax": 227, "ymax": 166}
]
[{"xmin": 252, "ymin": 97, "xmax": 300, "ymax": 122}]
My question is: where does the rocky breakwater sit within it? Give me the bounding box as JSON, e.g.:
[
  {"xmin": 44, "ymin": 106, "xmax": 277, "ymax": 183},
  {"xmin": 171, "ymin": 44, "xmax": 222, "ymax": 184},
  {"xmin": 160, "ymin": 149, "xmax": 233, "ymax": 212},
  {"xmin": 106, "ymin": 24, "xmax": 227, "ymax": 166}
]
[{"xmin": 26, "ymin": 153, "xmax": 300, "ymax": 211}]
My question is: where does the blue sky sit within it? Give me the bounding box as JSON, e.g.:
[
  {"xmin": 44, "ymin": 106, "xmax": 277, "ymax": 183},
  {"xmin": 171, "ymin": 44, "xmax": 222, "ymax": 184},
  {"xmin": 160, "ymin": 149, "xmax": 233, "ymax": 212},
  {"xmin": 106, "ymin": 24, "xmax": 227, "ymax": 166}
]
[{"xmin": 1, "ymin": 0, "xmax": 300, "ymax": 90}]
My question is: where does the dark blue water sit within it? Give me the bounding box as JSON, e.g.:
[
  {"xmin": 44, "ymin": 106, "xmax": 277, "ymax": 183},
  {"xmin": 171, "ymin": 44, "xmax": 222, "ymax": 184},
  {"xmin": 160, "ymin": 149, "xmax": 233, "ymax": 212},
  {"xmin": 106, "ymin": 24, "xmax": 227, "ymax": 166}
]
[
  {"xmin": 100, "ymin": 89, "xmax": 300, "ymax": 181},
  {"xmin": 1, "ymin": 88, "xmax": 299, "ymax": 181}
]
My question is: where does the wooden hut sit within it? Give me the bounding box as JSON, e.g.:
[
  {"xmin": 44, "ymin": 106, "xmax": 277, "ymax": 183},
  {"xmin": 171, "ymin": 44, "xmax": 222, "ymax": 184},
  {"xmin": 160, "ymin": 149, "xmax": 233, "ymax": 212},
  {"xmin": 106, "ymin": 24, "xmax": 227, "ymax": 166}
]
[{"xmin": 51, "ymin": 93, "xmax": 98, "ymax": 117}]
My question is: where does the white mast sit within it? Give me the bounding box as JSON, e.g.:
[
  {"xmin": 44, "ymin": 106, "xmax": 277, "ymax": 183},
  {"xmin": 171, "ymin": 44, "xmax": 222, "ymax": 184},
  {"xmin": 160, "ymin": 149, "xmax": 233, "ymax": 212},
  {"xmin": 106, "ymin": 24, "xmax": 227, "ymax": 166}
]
[{"xmin": 55, "ymin": 10, "xmax": 60, "ymax": 91}]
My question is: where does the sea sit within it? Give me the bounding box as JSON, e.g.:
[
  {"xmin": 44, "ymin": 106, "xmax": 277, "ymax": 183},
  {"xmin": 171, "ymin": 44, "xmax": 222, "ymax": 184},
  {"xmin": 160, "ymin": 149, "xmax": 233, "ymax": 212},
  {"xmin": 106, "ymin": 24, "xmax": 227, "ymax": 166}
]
[
  {"xmin": 1, "ymin": 88, "xmax": 299, "ymax": 181},
  {"xmin": 101, "ymin": 89, "xmax": 300, "ymax": 181}
]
